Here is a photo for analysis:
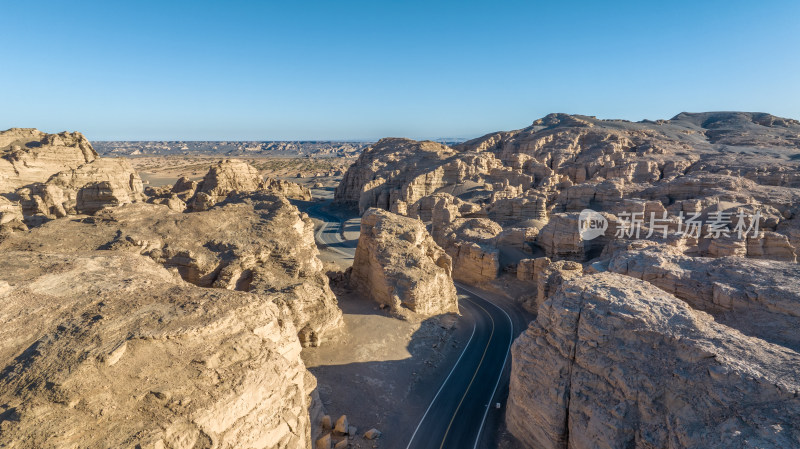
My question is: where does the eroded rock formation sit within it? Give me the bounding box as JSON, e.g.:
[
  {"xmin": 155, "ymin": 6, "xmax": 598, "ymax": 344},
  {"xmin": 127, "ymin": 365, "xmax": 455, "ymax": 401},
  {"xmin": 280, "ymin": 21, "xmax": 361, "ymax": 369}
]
[
  {"xmin": 0, "ymin": 128, "xmax": 146, "ymax": 227},
  {"xmin": 350, "ymin": 208, "xmax": 458, "ymax": 317},
  {"xmin": 335, "ymin": 113, "xmax": 800, "ymax": 276},
  {"xmin": 333, "ymin": 113, "xmax": 800, "ymax": 449},
  {"xmin": 608, "ymin": 242, "xmax": 800, "ymax": 351},
  {"xmin": 0, "ymin": 193, "xmax": 342, "ymax": 348},
  {"xmin": 16, "ymin": 158, "xmax": 145, "ymax": 223},
  {"xmin": 0, "ymin": 128, "xmax": 97, "ymax": 192},
  {"xmin": 507, "ymin": 273, "xmax": 800, "ymax": 449},
  {"xmin": 0, "ymin": 251, "xmax": 315, "ymax": 449},
  {"xmin": 188, "ymin": 160, "xmax": 312, "ymax": 211}
]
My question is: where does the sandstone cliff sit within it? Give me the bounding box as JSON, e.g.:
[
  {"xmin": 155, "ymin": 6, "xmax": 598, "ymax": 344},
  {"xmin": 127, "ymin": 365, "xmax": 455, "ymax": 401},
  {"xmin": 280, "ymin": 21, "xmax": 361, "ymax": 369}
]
[
  {"xmin": 432, "ymin": 217, "xmax": 502, "ymax": 284},
  {"xmin": 0, "ymin": 128, "xmax": 146, "ymax": 227},
  {"xmin": 507, "ymin": 273, "xmax": 800, "ymax": 449},
  {"xmin": 350, "ymin": 208, "xmax": 459, "ymax": 317},
  {"xmin": 0, "ymin": 251, "xmax": 314, "ymax": 449},
  {"xmin": 607, "ymin": 243, "xmax": 800, "ymax": 351},
  {"xmin": 332, "ymin": 112, "xmax": 800, "ymax": 449},
  {"xmin": 16, "ymin": 158, "xmax": 145, "ymax": 223},
  {"xmin": 0, "ymin": 128, "xmax": 97, "ymax": 192},
  {"xmin": 334, "ymin": 138, "xmax": 456, "ymax": 213}
]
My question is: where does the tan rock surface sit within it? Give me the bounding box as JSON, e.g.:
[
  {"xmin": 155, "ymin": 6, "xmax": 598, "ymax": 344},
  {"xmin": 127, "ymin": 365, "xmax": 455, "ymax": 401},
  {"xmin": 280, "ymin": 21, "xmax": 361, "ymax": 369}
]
[
  {"xmin": 0, "ymin": 251, "xmax": 314, "ymax": 449},
  {"xmin": 432, "ymin": 217, "xmax": 502, "ymax": 284},
  {"xmin": 608, "ymin": 244, "xmax": 800, "ymax": 351},
  {"xmin": 335, "ymin": 112, "xmax": 800, "ymax": 276},
  {"xmin": 350, "ymin": 208, "xmax": 458, "ymax": 317},
  {"xmin": 507, "ymin": 273, "xmax": 800, "ymax": 449},
  {"xmin": 16, "ymin": 158, "xmax": 145, "ymax": 221},
  {"xmin": 331, "ymin": 112, "xmax": 800, "ymax": 449},
  {"xmin": 188, "ymin": 160, "xmax": 311, "ymax": 211},
  {"xmin": 0, "ymin": 193, "xmax": 343, "ymax": 347},
  {"xmin": 334, "ymin": 138, "xmax": 457, "ymax": 213},
  {"xmin": 0, "ymin": 128, "xmax": 97, "ymax": 192}
]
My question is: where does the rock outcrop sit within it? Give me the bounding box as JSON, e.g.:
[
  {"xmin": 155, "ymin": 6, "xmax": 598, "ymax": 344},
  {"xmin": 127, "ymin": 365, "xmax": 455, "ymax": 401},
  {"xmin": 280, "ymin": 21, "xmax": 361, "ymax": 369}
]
[
  {"xmin": 507, "ymin": 273, "xmax": 800, "ymax": 449},
  {"xmin": 517, "ymin": 257, "xmax": 583, "ymax": 312},
  {"xmin": 331, "ymin": 112, "xmax": 800, "ymax": 449},
  {"xmin": 350, "ymin": 208, "xmax": 458, "ymax": 316},
  {"xmin": 608, "ymin": 243, "xmax": 800, "ymax": 351},
  {"xmin": 0, "ymin": 129, "xmax": 146, "ymax": 226},
  {"xmin": 0, "ymin": 251, "xmax": 315, "ymax": 449},
  {"xmin": 0, "ymin": 128, "xmax": 97, "ymax": 192},
  {"xmin": 334, "ymin": 138, "xmax": 457, "ymax": 213},
  {"xmin": 0, "ymin": 193, "xmax": 343, "ymax": 348},
  {"xmin": 16, "ymin": 158, "xmax": 145, "ymax": 223},
  {"xmin": 183, "ymin": 160, "xmax": 311, "ymax": 211},
  {"xmin": 432, "ymin": 217, "xmax": 502, "ymax": 284}
]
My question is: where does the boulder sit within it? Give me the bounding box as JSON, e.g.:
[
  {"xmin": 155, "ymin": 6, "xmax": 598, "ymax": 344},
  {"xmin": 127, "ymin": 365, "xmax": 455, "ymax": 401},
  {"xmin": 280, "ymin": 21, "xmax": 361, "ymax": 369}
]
[
  {"xmin": 321, "ymin": 415, "xmax": 332, "ymax": 430},
  {"xmin": 364, "ymin": 429, "xmax": 382, "ymax": 440},
  {"xmin": 316, "ymin": 434, "xmax": 332, "ymax": 449},
  {"xmin": 333, "ymin": 415, "xmax": 348, "ymax": 436},
  {"xmin": 0, "ymin": 196, "xmax": 23, "ymax": 225}
]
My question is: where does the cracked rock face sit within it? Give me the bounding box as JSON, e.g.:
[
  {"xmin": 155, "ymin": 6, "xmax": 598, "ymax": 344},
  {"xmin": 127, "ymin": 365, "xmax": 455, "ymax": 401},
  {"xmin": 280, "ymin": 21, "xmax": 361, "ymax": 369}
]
[
  {"xmin": 0, "ymin": 193, "xmax": 343, "ymax": 348},
  {"xmin": 431, "ymin": 217, "xmax": 502, "ymax": 284},
  {"xmin": 0, "ymin": 132, "xmax": 342, "ymax": 447},
  {"xmin": 507, "ymin": 273, "xmax": 800, "ymax": 449},
  {"xmin": 607, "ymin": 243, "xmax": 800, "ymax": 351},
  {"xmin": 330, "ymin": 111, "xmax": 800, "ymax": 449},
  {"xmin": 0, "ymin": 251, "xmax": 314, "ymax": 449},
  {"xmin": 16, "ymin": 158, "xmax": 145, "ymax": 223},
  {"xmin": 350, "ymin": 208, "xmax": 459, "ymax": 317}
]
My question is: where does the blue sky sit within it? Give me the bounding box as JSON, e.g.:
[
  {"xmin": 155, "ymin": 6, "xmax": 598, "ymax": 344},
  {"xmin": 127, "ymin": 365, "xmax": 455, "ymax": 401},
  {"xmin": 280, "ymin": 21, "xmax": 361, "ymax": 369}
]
[{"xmin": 1, "ymin": 1, "xmax": 798, "ymax": 141}]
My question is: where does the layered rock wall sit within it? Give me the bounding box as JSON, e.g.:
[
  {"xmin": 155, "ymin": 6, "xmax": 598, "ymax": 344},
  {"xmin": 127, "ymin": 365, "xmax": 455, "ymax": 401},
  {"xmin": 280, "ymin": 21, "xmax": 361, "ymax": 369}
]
[{"xmin": 507, "ymin": 273, "xmax": 800, "ymax": 449}]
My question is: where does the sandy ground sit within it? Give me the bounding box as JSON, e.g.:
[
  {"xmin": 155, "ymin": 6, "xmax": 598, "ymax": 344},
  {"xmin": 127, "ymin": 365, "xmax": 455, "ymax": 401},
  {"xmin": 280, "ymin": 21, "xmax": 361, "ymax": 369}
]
[
  {"xmin": 127, "ymin": 155, "xmax": 354, "ymax": 187},
  {"xmin": 302, "ymin": 287, "xmax": 470, "ymax": 448},
  {"xmin": 302, "ymin": 201, "xmax": 477, "ymax": 448}
]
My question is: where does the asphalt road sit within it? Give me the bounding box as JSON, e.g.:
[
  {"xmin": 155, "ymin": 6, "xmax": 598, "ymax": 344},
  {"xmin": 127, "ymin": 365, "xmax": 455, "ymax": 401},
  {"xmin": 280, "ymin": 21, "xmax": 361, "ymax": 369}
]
[{"xmin": 304, "ymin": 201, "xmax": 523, "ymax": 449}]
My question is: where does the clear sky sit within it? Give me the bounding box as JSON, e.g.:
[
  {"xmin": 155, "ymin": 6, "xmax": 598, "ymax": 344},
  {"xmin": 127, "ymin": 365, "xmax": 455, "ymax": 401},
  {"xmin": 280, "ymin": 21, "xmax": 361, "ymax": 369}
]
[{"xmin": 1, "ymin": 0, "xmax": 798, "ymax": 141}]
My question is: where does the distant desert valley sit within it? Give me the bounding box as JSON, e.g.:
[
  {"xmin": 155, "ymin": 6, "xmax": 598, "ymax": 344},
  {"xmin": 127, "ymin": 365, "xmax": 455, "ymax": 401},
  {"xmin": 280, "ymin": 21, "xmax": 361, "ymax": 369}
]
[{"xmin": 1, "ymin": 111, "xmax": 799, "ymax": 449}]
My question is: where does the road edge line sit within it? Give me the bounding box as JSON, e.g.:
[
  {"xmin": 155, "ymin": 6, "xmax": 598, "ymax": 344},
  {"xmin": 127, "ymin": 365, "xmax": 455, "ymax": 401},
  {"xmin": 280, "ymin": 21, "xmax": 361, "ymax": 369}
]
[
  {"xmin": 456, "ymin": 283, "xmax": 515, "ymax": 449},
  {"xmin": 405, "ymin": 314, "xmax": 478, "ymax": 449}
]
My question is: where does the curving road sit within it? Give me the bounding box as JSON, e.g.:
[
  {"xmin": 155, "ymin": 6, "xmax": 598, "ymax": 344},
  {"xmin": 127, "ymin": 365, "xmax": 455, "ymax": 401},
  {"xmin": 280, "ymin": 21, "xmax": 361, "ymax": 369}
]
[{"xmin": 304, "ymin": 201, "xmax": 527, "ymax": 449}]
